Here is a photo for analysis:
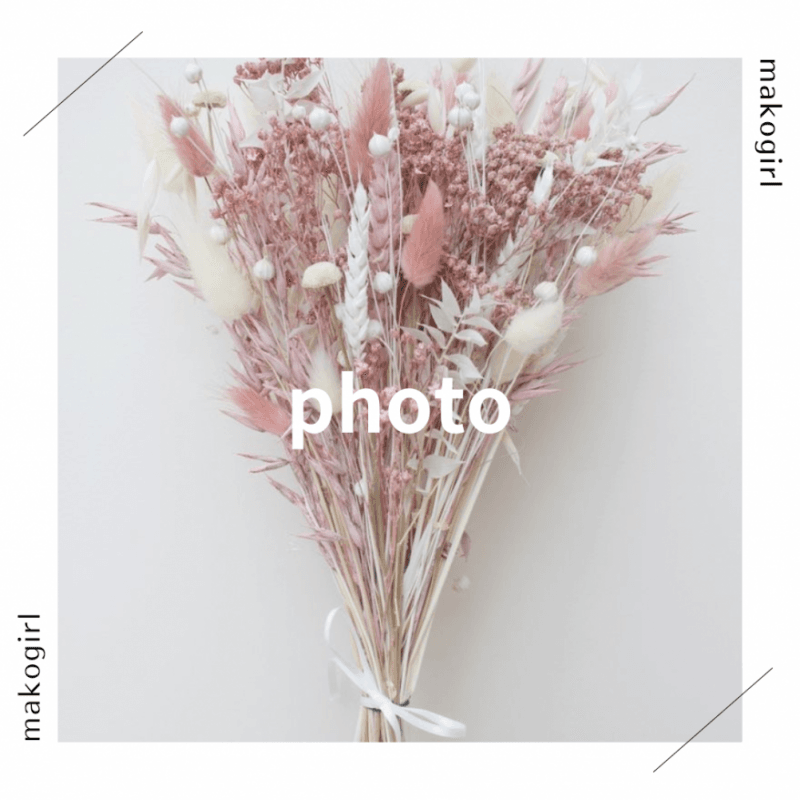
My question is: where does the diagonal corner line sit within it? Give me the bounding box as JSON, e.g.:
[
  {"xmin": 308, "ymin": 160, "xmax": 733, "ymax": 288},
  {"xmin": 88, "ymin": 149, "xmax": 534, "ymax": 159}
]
[
  {"xmin": 653, "ymin": 667, "xmax": 773, "ymax": 773},
  {"xmin": 23, "ymin": 31, "xmax": 143, "ymax": 137}
]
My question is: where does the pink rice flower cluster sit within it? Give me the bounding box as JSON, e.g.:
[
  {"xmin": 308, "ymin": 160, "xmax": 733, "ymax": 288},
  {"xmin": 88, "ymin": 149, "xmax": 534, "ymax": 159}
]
[{"xmin": 97, "ymin": 58, "xmax": 689, "ymax": 742}]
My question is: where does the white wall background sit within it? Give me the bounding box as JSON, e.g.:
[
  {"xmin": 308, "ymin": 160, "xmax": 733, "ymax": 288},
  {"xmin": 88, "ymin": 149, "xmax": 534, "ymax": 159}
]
[{"xmin": 58, "ymin": 58, "xmax": 741, "ymax": 742}]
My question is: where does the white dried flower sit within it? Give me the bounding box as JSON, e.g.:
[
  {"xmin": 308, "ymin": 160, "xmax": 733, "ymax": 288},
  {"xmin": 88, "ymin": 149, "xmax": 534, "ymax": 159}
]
[
  {"xmin": 387, "ymin": 126, "xmax": 399, "ymax": 142},
  {"xmin": 291, "ymin": 104, "xmax": 307, "ymax": 120},
  {"xmin": 505, "ymin": 283, "xmax": 564, "ymax": 356},
  {"xmin": 184, "ymin": 63, "xmax": 203, "ymax": 84},
  {"xmin": 454, "ymin": 83, "xmax": 476, "ymax": 103},
  {"xmin": 461, "ymin": 91, "xmax": 481, "ymax": 110},
  {"xmin": 302, "ymin": 261, "xmax": 342, "ymax": 289},
  {"xmin": 373, "ymin": 271, "xmax": 394, "ymax": 294},
  {"xmin": 366, "ymin": 319, "xmax": 383, "ymax": 340},
  {"xmin": 253, "ymin": 257, "xmax": 274, "ymax": 280},
  {"xmin": 209, "ymin": 223, "xmax": 230, "ymax": 244},
  {"xmin": 368, "ymin": 133, "xmax": 393, "ymax": 157},
  {"xmin": 308, "ymin": 107, "xmax": 332, "ymax": 131},
  {"xmin": 574, "ymin": 246, "xmax": 597, "ymax": 268},
  {"xmin": 192, "ymin": 90, "xmax": 227, "ymax": 109},
  {"xmin": 448, "ymin": 106, "xmax": 473, "ymax": 130},
  {"xmin": 169, "ymin": 117, "xmax": 190, "ymax": 138}
]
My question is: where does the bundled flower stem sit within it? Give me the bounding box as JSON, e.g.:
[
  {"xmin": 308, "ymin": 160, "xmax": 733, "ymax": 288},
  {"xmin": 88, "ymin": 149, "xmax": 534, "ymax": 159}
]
[{"xmin": 97, "ymin": 57, "xmax": 688, "ymax": 741}]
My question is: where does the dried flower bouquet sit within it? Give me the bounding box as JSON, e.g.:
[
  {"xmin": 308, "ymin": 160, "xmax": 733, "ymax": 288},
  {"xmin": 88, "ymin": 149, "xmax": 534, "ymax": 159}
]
[{"xmin": 96, "ymin": 57, "xmax": 688, "ymax": 741}]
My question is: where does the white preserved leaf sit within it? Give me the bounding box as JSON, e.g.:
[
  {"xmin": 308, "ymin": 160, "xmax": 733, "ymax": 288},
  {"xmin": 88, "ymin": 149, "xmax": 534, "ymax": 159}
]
[
  {"xmin": 429, "ymin": 303, "xmax": 455, "ymax": 333},
  {"xmin": 448, "ymin": 354, "xmax": 483, "ymax": 382},
  {"xmin": 400, "ymin": 326, "xmax": 431, "ymax": 345},
  {"xmin": 439, "ymin": 279, "xmax": 461, "ymax": 318},
  {"xmin": 421, "ymin": 324, "xmax": 446, "ymax": 348},
  {"xmin": 423, "ymin": 454, "xmax": 464, "ymax": 478},
  {"xmin": 502, "ymin": 431, "xmax": 523, "ymax": 475},
  {"xmin": 453, "ymin": 328, "xmax": 487, "ymax": 347},
  {"xmin": 466, "ymin": 316, "xmax": 500, "ymax": 335}
]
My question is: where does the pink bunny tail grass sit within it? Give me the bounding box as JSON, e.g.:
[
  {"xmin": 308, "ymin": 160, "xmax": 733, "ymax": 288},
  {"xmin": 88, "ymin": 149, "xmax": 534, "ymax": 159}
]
[
  {"xmin": 401, "ymin": 180, "xmax": 445, "ymax": 289},
  {"xmin": 158, "ymin": 96, "xmax": 216, "ymax": 178},
  {"xmin": 226, "ymin": 387, "xmax": 291, "ymax": 436},
  {"xmin": 574, "ymin": 227, "xmax": 661, "ymax": 297},
  {"xmin": 348, "ymin": 59, "xmax": 393, "ymax": 184}
]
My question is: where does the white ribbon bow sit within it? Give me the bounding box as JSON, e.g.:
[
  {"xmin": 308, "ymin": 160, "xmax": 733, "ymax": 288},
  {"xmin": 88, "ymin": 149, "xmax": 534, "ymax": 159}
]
[{"xmin": 324, "ymin": 607, "xmax": 466, "ymax": 741}]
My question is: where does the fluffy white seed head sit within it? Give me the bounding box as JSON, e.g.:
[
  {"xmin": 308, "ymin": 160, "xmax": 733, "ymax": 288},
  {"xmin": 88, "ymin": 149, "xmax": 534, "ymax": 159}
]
[
  {"xmin": 368, "ymin": 133, "xmax": 393, "ymax": 158},
  {"xmin": 505, "ymin": 293, "xmax": 565, "ymax": 356},
  {"xmin": 171, "ymin": 209, "xmax": 257, "ymax": 321},
  {"xmin": 184, "ymin": 63, "xmax": 203, "ymax": 84},
  {"xmin": 169, "ymin": 117, "xmax": 191, "ymax": 138},
  {"xmin": 574, "ymin": 246, "xmax": 597, "ymax": 268},
  {"xmin": 533, "ymin": 281, "xmax": 559, "ymax": 303},
  {"xmin": 209, "ymin": 223, "xmax": 231, "ymax": 245},
  {"xmin": 253, "ymin": 257, "xmax": 274, "ymax": 280},
  {"xmin": 302, "ymin": 261, "xmax": 342, "ymax": 289},
  {"xmin": 387, "ymin": 126, "xmax": 399, "ymax": 142},
  {"xmin": 373, "ymin": 271, "xmax": 394, "ymax": 294},
  {"xmin": 308, "ymin": 107, "xmax": 332, "ymax": 131},
  {"xmin": 291, "ymin": 104, "xmax": 307, "ymax": 120},
  {"xmin": 448, "ymin": 106, "xmax": 473, "ymax": 130},
  {"xmin": 366, "ymin": 319, "xmax": 383, "ymax": 340}
]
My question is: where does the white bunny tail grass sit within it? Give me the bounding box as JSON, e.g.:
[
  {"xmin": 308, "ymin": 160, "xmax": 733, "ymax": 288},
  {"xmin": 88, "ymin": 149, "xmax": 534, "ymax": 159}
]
[
  {"xmin": 309, "ymin": 346, "xmax": 342, "ymax": 414},
  {"xmin": 504, "ymin": 283, "xmax": 564, "ymax": 356},
  {"xmin": 171, "ymin": 207, "xmax": 258, "ymax": 321}
]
